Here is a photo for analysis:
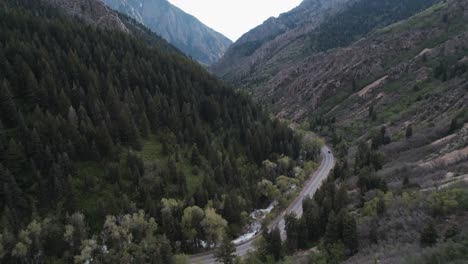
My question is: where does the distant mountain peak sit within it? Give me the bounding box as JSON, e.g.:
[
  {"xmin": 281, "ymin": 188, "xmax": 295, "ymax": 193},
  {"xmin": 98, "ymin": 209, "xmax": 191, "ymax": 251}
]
[{"xmin": 102, "ymin": 0, "xmax": 232, "ymax": 65}]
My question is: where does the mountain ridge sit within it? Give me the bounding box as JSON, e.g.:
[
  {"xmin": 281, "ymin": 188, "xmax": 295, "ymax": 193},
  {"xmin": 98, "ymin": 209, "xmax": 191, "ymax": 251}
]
[
  {"xmin": 212, "ymin": 0, "xmax": 354, "ymax": 83},
  {"xmin": 102, "ymin": 0, "xmax": 232, "ymax": 65}
]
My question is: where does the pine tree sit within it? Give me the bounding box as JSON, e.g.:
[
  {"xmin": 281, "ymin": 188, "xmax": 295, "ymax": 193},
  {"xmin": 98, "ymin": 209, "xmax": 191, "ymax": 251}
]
[
  {"xmin": 1, "ymin": 164, "xmax": 27, "ymax": 224},
  {"xmin": 324, "ymin": 210, "xmax": 339, "ymax": 245},
  {"xmin": 342, "ymin": 213, "xmax": 358, "ymax": 255},
  {"xmin": 368, "ymin": 105, "xmax": 376, "ymax": 121},
  {"xmin": 405, "ymin": 124, "xmax": 413, "ymax": 139},
  {"xmin": 449, "ymin": 118, "xmax": 460, "ymax": 133},
  {"xmin": 335, "ymin": 185, "xmax": 348, "ymax": 211},
  {"xmin": 4, "ymin": 139, "xmax": 26, "ymax": 174},
  {"xmin": 268, "ymin": 227, "xmax": 282, "ymax": 261},
  {"xmin": 420, "ymin": 223, "xmax": 438, "ymax": 247},
  {"xmin": 285, "ymin": 213, "xmax": 299, "ymax": 252},
  {"xmin": 68, "ymin": 106, "xmax": 78, "ymax": 128},
  {"xmin": 214, "ymin": 235, "xmax": 236, "ymax": 264},
  {"xmin": 0, "ymin": 80, "xmax": 18, "ymax": 126},
  {"xmin": 298, "ymin": 217, "xmax": 308, "ymax": 249},
  {"xmin": 304, "ymin": 200, "xmax": 321, "ymax": 242},
  {"xmin": 191, "ymin": 144, "xmax": 201, "ymax": 166},
  {"xmin": 377, "ymin": 198, "xmax": 386, "ymax": 218}
]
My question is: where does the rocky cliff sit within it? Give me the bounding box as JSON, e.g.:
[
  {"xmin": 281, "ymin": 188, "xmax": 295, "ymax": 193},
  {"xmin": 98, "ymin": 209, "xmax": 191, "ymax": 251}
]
[{"xmin": 102, "ymin": 0, "xmax": 232, "ymax": 65}]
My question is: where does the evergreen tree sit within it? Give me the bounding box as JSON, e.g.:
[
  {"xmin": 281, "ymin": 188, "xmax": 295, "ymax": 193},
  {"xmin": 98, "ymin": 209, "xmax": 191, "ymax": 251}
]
[
  {"xmin": 376, "ymin": 198, "xmax": 386, "ymax": 218},
  {"xmin": 4, "ymin": 139, "xmax": 26, "ymax": 174},
  {"xmin": 335, "ymin": 185, "xmax": 348, "ymax": 212},
  {"xmin": 285, "ymin": 213, "xmax": 299, "ymax": 253},
  {"xmin": 191, "ymin": 144, "xmax": 201, "ymax": 166},
  {"xmin": 267, "ymin": 227, "xmax": 282, "ymax": 261},
  {"xmin": 405, "ymin": 124, "xmax": 413, "ymax": 139},
  {"xmin": 297, "ymin": 217, "xmax": 308, "ymax": 249},
  {"xmin": 0, "ymin": 80, "xmax": 18, "ymax": 126},
  {"xmin": 214, "ymin": 235, "xmax": 236, "ymax": 264},
  {"xmin": 342, "ymin": 213, "xmax": 358, "ymax": 255},
  {"xmin": 303, "ymin": 199, "xmax": 321, "ymax": 242},
  {"xmin": 324, "ymin": 211, "xmax": 339, "ymax": 245},
  {"xmin": 420, "ymin": 223, "xmax": 438, "ymax": 247},
  {"xmin": 368, "ymin": 105, "xmax": 376, "ymax": 121}
]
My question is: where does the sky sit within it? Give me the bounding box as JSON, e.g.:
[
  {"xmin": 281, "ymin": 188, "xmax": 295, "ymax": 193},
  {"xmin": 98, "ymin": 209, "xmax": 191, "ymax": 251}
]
[{"xmin": 168, "ymin": 0, "xmax": 303, "ymax": 41}]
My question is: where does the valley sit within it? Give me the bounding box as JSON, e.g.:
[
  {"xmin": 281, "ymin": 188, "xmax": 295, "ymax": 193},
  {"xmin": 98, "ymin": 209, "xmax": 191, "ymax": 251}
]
[
  {"xmin": 0, "ymin": 0, "xmax": 467, "ymax": 263},
  {"xmin": 191, "ymin": 146, "xmax": 335, "ymax": 263}
]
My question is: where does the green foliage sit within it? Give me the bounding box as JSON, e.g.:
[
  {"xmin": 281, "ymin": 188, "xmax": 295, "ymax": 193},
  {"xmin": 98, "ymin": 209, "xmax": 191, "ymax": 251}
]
[
  {"xmin": 201, "ymin": 207, "xmax": 228, "ymax": 246},
  {"xmin": 214, "ymin": 235, "xmax": 236, "ymax": 264},
  {"xmin": 420, "ymin": 222, "xmax": 439, "ymax": 247},
  {"xmin": 405, "ymin": 239, "xmax": 468, "ymax": 264},
  {"xmin": 429, "ymin": 188, "xmax": 468, "ymax": 216},
  {"xmin": 0, "ymin": 0, "xmax": 303, "ymax": 259},
  {"xmin": 342, "ymin": 214, "xmax": 358, "ymax": 255},
  {"xmin": 264, "ymin": 227, "xmax": 282, "ymax": 261},
  {"xmin": 357, "ymin": 169, "xmax": 387, "ymax": 194},
  {"xmin": 324, "ymin": 211, "xmax": 339, "ymax": 246},
  {"xmin": 405, "ymin": 125, "xmax": 413, "ymax": 139},
  {"xmin": 376, "ymin": 198, "xmax": 386, "ymax": 218},
  {"xmin": 307, "ymin": 0, "xmax": 440, "ymax": 53},
  {"xmin": 172, "ymin": 254, "xmax": 189, "ymax": 264},
  {"xmin": 285, "ymin": 213, "xmax": 299, "ymax": 253}
]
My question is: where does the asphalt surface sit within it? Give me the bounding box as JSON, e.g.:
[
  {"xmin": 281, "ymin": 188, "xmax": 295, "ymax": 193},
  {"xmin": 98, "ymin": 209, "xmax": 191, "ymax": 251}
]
[{"xmin": 190, "ymin": 146, "xmax": 335, "ymax": 264}]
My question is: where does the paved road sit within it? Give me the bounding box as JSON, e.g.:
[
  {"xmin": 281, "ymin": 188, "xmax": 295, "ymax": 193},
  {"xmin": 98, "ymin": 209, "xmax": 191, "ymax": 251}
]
[{"xmin": 190, "ymin": 146, "xmax": 335, "ymax": 264}]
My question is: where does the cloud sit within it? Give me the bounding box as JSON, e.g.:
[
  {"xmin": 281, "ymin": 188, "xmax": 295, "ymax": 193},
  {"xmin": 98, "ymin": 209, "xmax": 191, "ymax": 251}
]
[{"xmin": 168, "ymin": 0, "xmax": 302, "ymax": 41}]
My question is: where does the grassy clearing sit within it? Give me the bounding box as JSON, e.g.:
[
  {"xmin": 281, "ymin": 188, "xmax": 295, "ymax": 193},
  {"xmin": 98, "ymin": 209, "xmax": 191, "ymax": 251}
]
[
  {"xmin": 377, "ymin": 1, "xmax": 448, "ymax": 34},
  {"xmin": 74, "ymin": 161, "xmax": 109, "ymax": 230},
  {"xmin": 140, "ymin": 134, "xmax": 164, "ymax": 162},
  {"xmin": 140, "ymin": 134, "xmax": 205, "ymax": 194}
]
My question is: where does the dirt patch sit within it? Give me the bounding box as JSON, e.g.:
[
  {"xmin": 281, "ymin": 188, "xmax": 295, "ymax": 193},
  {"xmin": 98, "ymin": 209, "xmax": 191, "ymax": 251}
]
[
  {"xmin": 421, "ymin": 174, "xmax": 468, "ymax": 192},
  {"xmin": 358, "ymin": 75, "xmax": 388, "ymax": 97},
  {"xmin": 416, "ymin": 48, "xmax": 433, "ymax": 58},
  {"xmin": 419, "ymin": 146, "xmax": 468, "ymax": 168},
  {"xmin": 430, "ymin": 133, "xmax": 457, "ymax": 146},
  {"xmin": 376, "ymin": 92, "xmax": 385, "ymax": 99}
]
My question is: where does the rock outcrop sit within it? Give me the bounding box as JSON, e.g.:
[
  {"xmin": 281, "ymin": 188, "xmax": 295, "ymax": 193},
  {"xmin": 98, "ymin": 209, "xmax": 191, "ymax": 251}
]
[{"xmin": 102, "ymin": 0, "xmax": 232, "ymax": 65}]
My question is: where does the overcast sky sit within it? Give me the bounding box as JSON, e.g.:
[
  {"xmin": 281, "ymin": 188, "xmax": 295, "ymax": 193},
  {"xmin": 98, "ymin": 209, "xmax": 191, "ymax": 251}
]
[{"xmin": 168, "ymin": 0, "xmax": 303, "ymax": 41}]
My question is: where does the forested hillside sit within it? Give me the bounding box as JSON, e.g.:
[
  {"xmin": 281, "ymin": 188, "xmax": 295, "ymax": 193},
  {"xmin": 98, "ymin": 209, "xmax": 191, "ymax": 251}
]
[{"xmin": 0, "ymin": 0, "xmax": 317, "ymax": 262}]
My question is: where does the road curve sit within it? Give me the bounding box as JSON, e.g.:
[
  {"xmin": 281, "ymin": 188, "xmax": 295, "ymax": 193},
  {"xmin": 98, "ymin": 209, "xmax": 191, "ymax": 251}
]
[{"xmin": 190, "ymin": 146, "xmax": 335, "ymax": 264}]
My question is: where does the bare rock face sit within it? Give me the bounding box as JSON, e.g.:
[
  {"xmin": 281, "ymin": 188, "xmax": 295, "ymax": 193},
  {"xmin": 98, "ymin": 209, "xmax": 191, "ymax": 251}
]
[
  {"xmin": 44, "ymin": 0, "xmax": 129, "ymax": 32},
  {"xmin": 102, "ymin": 0, "xmax": 232, "ymax": 65}
]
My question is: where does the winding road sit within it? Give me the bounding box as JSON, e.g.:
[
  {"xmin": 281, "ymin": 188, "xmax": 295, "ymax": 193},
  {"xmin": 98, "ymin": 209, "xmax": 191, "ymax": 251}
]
[{"xmin": 190, "ymin": 146, "xmax": 335, "ymax": 264}]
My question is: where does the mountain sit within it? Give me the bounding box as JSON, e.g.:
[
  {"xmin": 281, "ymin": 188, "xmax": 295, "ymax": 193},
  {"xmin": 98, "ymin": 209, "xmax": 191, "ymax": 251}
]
[
  {"xmin": 212, "ymin": 0, "xmax": 354, "ymax": 84},
  {"xmin": 213, "ymin": 0, "xmax": 440, "ymax": 89},
  {"xmin": 101, "ymin": 0, "xmax": 232, "ymax": 65},
  {"xmin": 227, "ymin": 0, "xmax": 468, "ymax": 263},
  {"xmin": 0, "ymin": 0, "xmax": 315, "ymax": 262}
]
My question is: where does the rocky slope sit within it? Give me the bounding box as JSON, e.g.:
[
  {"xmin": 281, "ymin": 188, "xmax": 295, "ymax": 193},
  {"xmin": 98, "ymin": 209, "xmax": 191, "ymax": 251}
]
[
  {"xmin": 213, "ymin": 0, "xmax": 440, "ymax": 91},
  {"xmin": 284, "ymin": 1, "xmax": 468, "ymax": 262},
  {"xmin": 212, "ymin": 0, "xmax": 353, "ymax": 82},
  {"xmin": 213, "ymin": 0, "xmax": 467, "ymax": 262},
  {"xmin": 102, "ymin": 0, "xmax": 232, "ymax": 65}
]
